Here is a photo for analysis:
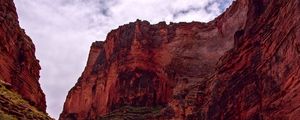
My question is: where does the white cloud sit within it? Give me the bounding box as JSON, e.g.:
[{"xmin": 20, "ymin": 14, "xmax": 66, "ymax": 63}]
[{"xmin": 14, "ymin": 0, "xmax": 233, "ymax": 119}]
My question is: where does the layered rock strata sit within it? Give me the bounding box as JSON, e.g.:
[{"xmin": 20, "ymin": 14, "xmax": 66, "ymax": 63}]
[
  {"xmin": 60, "ymin": 0, "xmax": 300, "ymax": 119},
  {"xmin": 0, "ymin": 0, "xmax": 46, "ymax": 112}
]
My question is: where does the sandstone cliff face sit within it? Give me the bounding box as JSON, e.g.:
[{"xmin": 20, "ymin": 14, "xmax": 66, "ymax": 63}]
[
  {"xmin": 207, "ymin": 0, "xmax": 300, "ymax": 119},
  {"xmin": 60, "ymin": 0, "xmax": 248, "ymax": 119},
  {"xmin": 0, "ymin": 0, "xmax": 46, "ymax": 112},
  {"xmin": 60, "ymin": 0, "xmax": 300, "ymax": 119}
]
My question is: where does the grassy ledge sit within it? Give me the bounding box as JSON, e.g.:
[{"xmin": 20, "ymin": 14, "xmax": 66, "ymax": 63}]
[{"xmin": 0, "ymin": 81, "xmax": 52, "ymax": 120}]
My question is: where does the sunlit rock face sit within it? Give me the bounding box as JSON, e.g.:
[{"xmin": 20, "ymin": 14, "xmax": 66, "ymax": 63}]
[
  {"xmin": 0, "ymin": 0, "xmax": 46, "ymax": 112},
  {"xmin": 60, "ymin": 0, "xmax": 300, "ymax": 119}
]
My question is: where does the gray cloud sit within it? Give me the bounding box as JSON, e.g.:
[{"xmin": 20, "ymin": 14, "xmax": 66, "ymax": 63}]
[{"xmin": 14, "ymin": 0, "xmax": 233, "ymax": 119}]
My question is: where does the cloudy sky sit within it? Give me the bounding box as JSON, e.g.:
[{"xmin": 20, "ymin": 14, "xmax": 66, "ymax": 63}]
[{"xmin": 14, "ymin": 0, "xmax": 233, "ymax": 119}]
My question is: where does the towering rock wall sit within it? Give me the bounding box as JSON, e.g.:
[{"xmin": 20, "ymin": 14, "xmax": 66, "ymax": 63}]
[
  {"xmin": 207, "ymin": 0, "xmax": 300, "ymax": 119},
  {"xmin": 60, "ymin": 0, "xmax": 248, "ymax": 119},
  {"xmin": 60, "ymin": 0, "xmax": 300, "ymax": 119},
  {"xmin": 0, "ymin": 0, "xmax": 46, "ymax": 112}
]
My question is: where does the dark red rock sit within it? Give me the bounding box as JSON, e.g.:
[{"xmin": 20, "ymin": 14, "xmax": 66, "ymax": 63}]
[
  {"xmin": 0, "ymin": 0, "xmax": 46, "ymax": 112},
  {"xmin": 207, "ymin": 0, "xmax": 300, "ymax": 119},
  {"xmin": 60, "ymin": 2, "xmax": 248, "ymax": 120},
  {"xmin": 60, "ymin": 0, "xmax": 300, "ymax": 119}
]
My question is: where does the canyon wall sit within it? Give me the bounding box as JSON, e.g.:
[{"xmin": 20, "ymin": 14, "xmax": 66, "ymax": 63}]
[
  {"xmin": 207, "ymin": 0, "xmax": 300, "ymax": 119},
  {"xmin": 0, "ymin": 0, "xmax": 46, "ymax": 113},
  {"xmin": 60, "ymin": 0, "xmax": 300, "ymax": 119}
]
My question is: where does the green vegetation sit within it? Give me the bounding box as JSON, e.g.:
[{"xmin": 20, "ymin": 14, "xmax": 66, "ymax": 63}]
[
  {"xmin": 98, "ymin": 106, "xmax": 163, "ymax": 120},
  {"xmin": 0, "ymin": 81, "xmax": 52, "ymax": 120}
]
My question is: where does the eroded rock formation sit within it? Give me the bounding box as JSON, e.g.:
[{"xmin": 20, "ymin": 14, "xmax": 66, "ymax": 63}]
[
  {"xmin": 207, "ymin": 0, "xmax": 300, "ymax": 119},
  {"xmin": 60, "ymin": 0, "xmax": 300, "ymax": 119},
  {"xmin": 0, "ymin": 0, "xmax": 46, "ymax": 112}
]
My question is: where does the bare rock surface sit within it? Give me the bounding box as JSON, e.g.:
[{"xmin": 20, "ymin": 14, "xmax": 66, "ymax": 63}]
[
  {"xmin": 60, "ymin": 0, "xmax": 300, "ymax": 119},
  {"xmin": 0, "ymin": 0, "xmax": 46, "ymax": 113}
]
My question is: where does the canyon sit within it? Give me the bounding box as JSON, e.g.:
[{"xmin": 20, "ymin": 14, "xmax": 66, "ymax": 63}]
[
  {"xmin": 60, "ymin": 0, "xmax": 300, "ymax": 120},
  {"xmin": 0, "ymin": 0, "xmax": 299, "ymax": 120}
]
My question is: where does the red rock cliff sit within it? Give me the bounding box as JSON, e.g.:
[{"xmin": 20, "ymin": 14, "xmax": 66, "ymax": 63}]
[
  {"xmin": 207, "ymin": 0, "xmax": 300, "ymax": 119},
  {"xmin": 60, "ymin": 0, "xmax": 300, "ymax": 119},
  {"xmin": 0, "ymin": 0, "xmax": 46, "ymax": 112}
]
